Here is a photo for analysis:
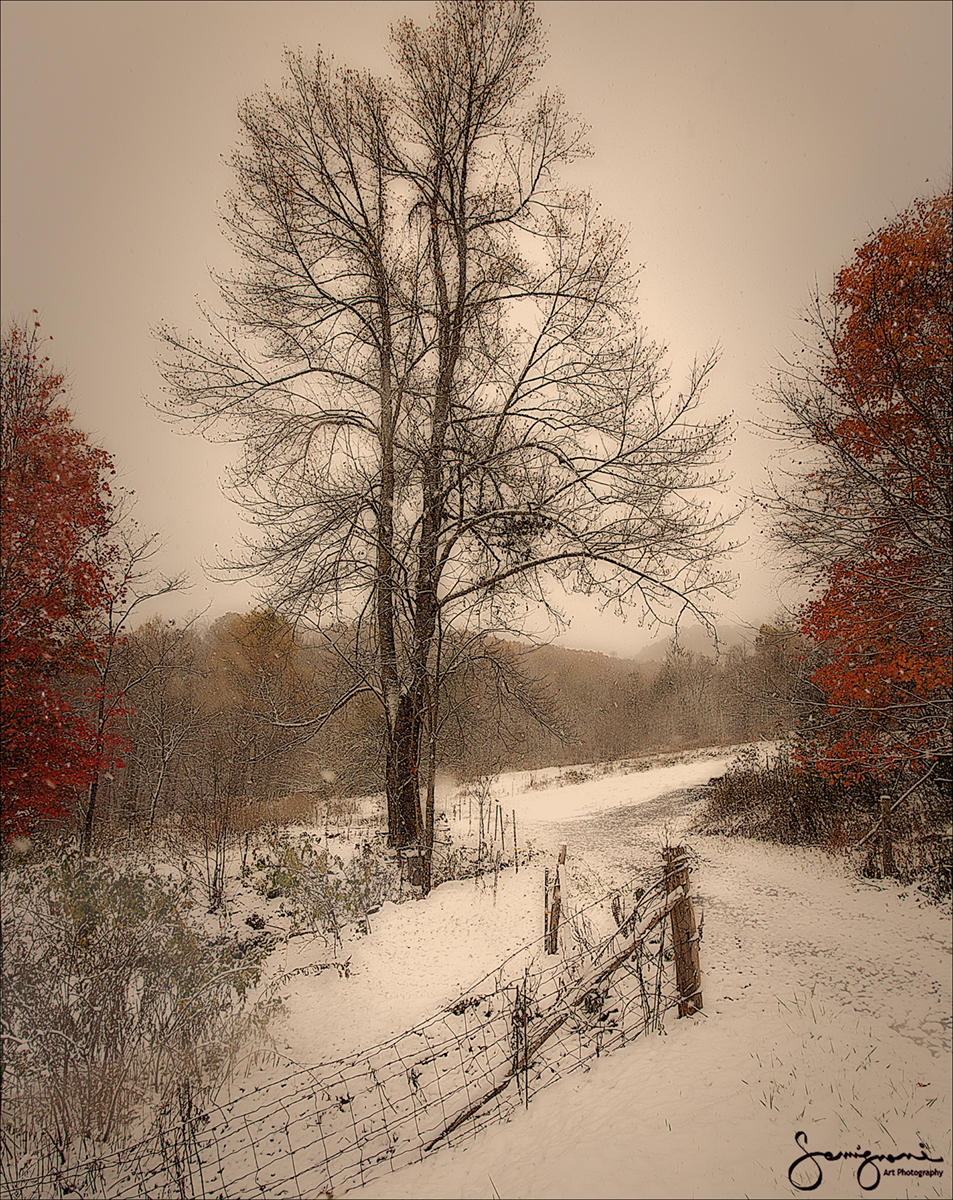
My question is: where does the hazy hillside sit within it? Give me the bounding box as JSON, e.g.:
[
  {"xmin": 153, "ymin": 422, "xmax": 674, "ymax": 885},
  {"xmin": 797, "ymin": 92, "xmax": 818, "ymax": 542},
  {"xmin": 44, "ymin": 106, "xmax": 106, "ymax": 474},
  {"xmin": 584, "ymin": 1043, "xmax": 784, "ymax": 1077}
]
[{"xmin": 632, "ymin": 621, "xmax": 757, "ymax": 664}]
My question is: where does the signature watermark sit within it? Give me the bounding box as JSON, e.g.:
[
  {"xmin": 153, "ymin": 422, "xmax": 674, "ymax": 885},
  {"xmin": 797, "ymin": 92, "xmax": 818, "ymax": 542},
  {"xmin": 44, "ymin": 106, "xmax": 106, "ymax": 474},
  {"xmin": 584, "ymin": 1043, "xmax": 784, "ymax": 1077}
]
[{"xmin": 788, "ymin": 1129, "xmax": 945, "ymax": 1191}]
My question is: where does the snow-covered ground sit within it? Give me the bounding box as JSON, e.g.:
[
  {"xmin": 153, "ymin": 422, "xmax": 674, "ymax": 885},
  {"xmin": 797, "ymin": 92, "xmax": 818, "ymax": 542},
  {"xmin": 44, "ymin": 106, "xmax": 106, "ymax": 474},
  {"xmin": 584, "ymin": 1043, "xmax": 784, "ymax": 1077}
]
[{"xmin": 240, "ymin": 746, "xmax": 951, "ymax": 1200}]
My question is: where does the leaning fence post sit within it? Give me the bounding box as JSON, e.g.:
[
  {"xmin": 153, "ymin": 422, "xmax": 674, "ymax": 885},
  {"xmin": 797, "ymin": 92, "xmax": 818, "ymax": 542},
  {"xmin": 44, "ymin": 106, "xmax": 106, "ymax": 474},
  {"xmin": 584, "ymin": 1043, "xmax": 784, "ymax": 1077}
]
[
  {"xmin": 662, "ymin": 845, "xmax": 702, "ymax": 1017},
  {"xmin": 513, "ymin": 809, "xmax": 518, "ymax": 874}
]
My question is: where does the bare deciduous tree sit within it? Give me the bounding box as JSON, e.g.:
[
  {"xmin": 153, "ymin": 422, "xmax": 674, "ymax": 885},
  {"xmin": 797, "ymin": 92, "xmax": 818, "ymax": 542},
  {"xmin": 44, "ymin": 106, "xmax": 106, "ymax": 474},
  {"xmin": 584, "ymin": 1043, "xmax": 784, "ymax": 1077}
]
[
  {"xmin": 158, "ymin": 1, "xmax": 732, "ymax": 858},
  {"xmin": 109, "ymin": 612, "xmax": 206, "ymax": 832},
  {"xmin": 77, "ymin": 519, "xmax": 189, "ymax": 852}
]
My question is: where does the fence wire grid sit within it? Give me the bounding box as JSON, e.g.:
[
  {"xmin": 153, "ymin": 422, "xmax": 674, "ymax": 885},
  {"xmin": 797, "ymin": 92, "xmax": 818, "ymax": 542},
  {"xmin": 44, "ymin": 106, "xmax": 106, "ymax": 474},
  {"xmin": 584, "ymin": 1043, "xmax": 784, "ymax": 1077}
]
[{"xmin": 2, "ymin": 855, "xmax": 696, "ymax": 1200}]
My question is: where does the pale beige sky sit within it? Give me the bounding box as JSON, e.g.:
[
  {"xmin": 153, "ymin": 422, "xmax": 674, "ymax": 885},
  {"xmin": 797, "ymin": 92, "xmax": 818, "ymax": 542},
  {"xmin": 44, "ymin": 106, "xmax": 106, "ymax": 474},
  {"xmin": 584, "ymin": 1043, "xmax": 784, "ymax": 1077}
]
[{"xmin": 2, "ymin": 1, "xmax": 951, "ymax": 654}]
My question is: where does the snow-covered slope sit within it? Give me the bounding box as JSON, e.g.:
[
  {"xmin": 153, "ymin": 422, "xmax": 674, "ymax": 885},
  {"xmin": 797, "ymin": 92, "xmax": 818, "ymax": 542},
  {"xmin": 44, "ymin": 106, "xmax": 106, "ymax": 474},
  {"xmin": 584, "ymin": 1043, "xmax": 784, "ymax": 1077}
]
[{"xmin": 254, "ymin": 748, "xmax": 950, "ymax": 1199}]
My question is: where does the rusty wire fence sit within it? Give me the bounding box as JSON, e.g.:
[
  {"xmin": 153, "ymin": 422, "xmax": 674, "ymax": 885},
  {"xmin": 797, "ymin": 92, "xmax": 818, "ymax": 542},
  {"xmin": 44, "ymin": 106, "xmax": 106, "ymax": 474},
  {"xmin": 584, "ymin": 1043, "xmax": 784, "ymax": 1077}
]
[{"xmin": 1, "ymin": 855, "xmax": 697, "ymax": 1200}]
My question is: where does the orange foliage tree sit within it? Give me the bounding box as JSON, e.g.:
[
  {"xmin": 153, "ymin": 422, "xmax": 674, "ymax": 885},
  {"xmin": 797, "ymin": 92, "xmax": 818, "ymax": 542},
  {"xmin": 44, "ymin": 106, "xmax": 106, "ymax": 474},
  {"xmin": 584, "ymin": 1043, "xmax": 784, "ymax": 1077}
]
[{"xmin": 766, "ymin": 191, "xmax": 952, "ymax": 779}]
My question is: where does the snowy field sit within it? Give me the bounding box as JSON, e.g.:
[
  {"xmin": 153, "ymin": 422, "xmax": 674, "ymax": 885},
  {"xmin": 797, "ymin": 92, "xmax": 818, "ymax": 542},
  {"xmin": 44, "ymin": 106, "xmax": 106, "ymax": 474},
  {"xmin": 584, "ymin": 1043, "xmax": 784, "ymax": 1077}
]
[{"xmin": 236, "ymin": 746, "xmax": 951, "ymax": 1200}]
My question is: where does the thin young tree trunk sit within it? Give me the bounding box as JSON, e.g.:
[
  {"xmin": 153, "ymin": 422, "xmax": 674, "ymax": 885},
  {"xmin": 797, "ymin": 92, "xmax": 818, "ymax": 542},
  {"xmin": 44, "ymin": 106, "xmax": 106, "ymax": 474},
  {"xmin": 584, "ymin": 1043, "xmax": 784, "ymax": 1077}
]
[
  {"xmin": 147, "ymin": 748, "xmax": 171, "ymax": 835},
  {"xmin": 81, "ymin": 693, "xmax": 107, "ymax": 854},
  {"xmin": 81, "ymin": 772, "xmax": 100, "ymax": 855}
]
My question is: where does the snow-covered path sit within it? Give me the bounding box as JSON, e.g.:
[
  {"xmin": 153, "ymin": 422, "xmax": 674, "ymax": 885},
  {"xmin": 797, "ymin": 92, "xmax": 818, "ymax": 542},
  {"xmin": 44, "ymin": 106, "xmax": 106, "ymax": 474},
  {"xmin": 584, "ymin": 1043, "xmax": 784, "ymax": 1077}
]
[{"xmin": 260, "ymin": 750, "xmax": 950, "ymax": 1199}]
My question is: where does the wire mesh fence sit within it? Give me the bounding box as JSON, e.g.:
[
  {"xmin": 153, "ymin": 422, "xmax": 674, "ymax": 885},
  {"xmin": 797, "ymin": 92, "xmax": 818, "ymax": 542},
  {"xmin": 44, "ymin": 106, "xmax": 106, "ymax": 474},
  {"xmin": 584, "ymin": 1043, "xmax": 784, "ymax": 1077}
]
[{"xmin": 1, "ymin": 854, "xmax": 696, "ymax": 1200}]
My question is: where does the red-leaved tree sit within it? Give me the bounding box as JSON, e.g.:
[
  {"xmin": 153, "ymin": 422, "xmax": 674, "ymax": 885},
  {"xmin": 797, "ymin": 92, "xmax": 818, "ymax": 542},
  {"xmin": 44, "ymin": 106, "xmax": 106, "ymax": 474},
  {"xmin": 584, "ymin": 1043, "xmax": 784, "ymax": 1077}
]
[
  {"xmin": 1, "ymin": 319, "xmax": 121, "ymax": 834},
  {"xmin": 766, "ymin": 191, "xmax": 952, "ymax": 780}
]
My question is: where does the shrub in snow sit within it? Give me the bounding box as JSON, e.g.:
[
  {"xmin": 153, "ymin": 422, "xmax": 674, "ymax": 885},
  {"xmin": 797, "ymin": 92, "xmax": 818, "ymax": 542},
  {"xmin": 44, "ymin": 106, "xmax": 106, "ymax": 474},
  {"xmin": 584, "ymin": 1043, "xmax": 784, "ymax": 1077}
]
[
  {"xmin": 246, "ymin": 827, "xmax": 396, "ymax": 941},
  {"xmin": 1, "ymin": 848, "xmax": 275, "ymax": 1153},
  {"xmin": 695, "ymin": 747, "xmax": 951, "ymax": 897}
]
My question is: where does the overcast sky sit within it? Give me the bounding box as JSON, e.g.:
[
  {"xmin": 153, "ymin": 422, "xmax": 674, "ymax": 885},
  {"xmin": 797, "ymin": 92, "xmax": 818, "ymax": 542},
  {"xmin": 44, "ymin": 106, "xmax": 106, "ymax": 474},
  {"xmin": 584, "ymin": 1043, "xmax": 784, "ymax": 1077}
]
[{"xmin": 2, "ymin": 0, "xmax": 951, "ymax": 656}]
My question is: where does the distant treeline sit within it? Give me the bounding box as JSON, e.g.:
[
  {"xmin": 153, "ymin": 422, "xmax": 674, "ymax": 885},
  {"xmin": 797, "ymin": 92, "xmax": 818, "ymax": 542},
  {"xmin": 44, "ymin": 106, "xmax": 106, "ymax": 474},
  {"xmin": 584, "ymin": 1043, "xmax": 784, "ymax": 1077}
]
[{"xmin": 91, "ymin": 612, "xmax": 799, "ymax": 836}]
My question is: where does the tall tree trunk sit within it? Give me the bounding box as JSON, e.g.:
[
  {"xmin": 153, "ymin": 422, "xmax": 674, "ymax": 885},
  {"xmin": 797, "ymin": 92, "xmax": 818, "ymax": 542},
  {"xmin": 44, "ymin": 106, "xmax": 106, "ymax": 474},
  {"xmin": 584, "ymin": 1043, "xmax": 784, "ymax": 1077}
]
[
  {"xmin": 421, "ymin": 627, "xmax": 442, "ymax": 894},
  {"xmin": 422, "ymin": 716, "xmax": 437, "ymax": 894},
  {"xmin": 386, "ymin": 691, "xmax": 424, "ymax": 849},
  {"xmin": 374, "ymin": 289, "xmax": 405, "ymax": 849}
]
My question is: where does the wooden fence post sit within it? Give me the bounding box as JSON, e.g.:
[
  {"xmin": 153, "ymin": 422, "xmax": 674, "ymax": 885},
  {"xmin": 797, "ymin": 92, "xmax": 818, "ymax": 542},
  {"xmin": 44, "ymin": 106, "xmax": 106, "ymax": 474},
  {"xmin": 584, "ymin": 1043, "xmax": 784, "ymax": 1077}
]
[
  {"xmin": 547, "ymin": 845, "xmax": 567, "ymax": 954},
  {"xmin": 425, "ymin": 887, "xmax": 685, "ymax": 1153},
  {"xmin": 547, "ymin": 869, "xmax": 560, "ymax": 953},
  {"xmin": 522, "ymin": 965, "xmax": 530, "ymax": 1107},
  {"xmin": 662, "ymin": 845, "xmax": 702, "ymax": 1017},
  {"xmin": 513, "ymin": 809, "xmax": 518, "ymax": 874}
]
